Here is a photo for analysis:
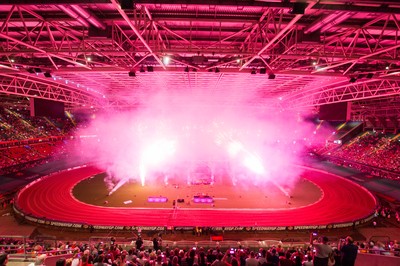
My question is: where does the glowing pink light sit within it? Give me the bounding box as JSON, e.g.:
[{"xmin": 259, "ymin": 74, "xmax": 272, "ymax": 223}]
[
  {"xmin": 193, "ymin": 196, "xmax": 213, "ymax": 203},
  {"xmin": 148, "ymin": 196, "xmax": 168, "ymax": 203}
]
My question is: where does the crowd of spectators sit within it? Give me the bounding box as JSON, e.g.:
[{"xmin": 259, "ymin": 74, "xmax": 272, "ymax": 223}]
[
  {"xmin": 0, "ymin": 141, "xmax": 66, "ymax": 175},
  {"xmin": 0, "ymin": 233, "xmax": 399, "ymax": 266},
  {"xmin": 325, "ymin": 132, "xmax": 400, "ymax": 180},
  {"xmin": 0, "ymin": 107, "xmax": 75, "ymax": 142},
  {"xmin": 373, "ymin": 205, "xmax": 400, "ymax": 225},
  {"xmin": 0, "ymin": 106, "xmax": 78, "ymax": 175}
]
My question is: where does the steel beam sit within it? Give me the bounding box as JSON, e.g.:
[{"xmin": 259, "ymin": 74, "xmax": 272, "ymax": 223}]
[
  {"xmin": 0, "ymin": 73, "xmax": 103, "ymax": 107},
  {"xmin": 110, "ymin": 0, "xmax": 165, "ymax": 69}
]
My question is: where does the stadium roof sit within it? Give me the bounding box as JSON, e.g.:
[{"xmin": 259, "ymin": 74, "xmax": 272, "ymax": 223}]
[{"xmin": 1, "ymin": 0, "xmax": 400, "ymax": 122}]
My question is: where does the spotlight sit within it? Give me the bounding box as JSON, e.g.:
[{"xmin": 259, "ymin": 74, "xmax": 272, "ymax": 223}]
[
  {"xmin": 34, "ymin": 68, "xmax": 42, "ymax": 73},
  {"xmin": 357, "ymin": 74, "xmax": 365, "ymax": 79},
  {"xmin": 147, "ymin": 66, "xmax": 154, "ymax": 72},
  {"xmin": 26, "ymin": 68, "xmax": 35, "ymax": 73},
  {"xmin": 268, "ymin": 73, "xmax": 276, "ymax": 79},
  {"xmin": 251, "ymin": 68, "xmax": 257, "ymax": 75},
  {"xmin": 349, "ymin": 77, "xmax": 357, "ymax": 83},
  {"xmin": 44, "ymin": 72, "xmax": 52, "ymax": 78},
  {"xmin": 259, "ymin": 68, "xmax": 267, "ymax": 74},
  {"xmin": 128, "ymin": 70, "xmax": 136, "ymax": 77},
  {"xmin": 366, "ymin": 73, "xmax": 374, "ymax": 79},
  {"xmin": 215, "ymin": 68, "xmax": 220, "ymax": 73},
  {"xmin": 163, "ymin": 56, "xmax": 170, "ymax": 65},
  {"xmin": 184, "ymin": 66, "xmax": 189, "ymax": 72},
  {"xmin": 140, "ymin": 66, "xmax": 145, "ymax": 72}
]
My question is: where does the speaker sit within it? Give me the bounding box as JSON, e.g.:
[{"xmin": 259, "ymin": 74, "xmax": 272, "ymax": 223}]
[
  {"xmin": 121, "ymin": 0, "xmax": 134, "ymax": 10},
  {"xmin": 44, "ymin": 72, "xmax": 52, "ymax": 78},
  {"xmin": 291, "ymin": 2, "xmax": 306, "ymax": 14},
  {"xmin": 177, "ymin": 199, "xmax": 184, "ymax": 203},
  {"xmin": 319, "ymin": 102, "xmax": 352, "ymax": 121},
  {"xmin": 89, "ymin": 26, "xmax": 112, "ymax": 38}
]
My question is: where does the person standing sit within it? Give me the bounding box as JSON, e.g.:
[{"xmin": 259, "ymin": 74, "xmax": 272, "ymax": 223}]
[
  {"xmin": 245, "ymin": 251, "xmax": 258, "ymax": 266},
  {"xmin": 135, "ymin": 236, "xmax": 143, "ymax": 250},
  {"xmin": 0, "ymin": 254, "xmax": 8, "ymax": 266},
  {"xmin": 312, "ymin": 236, "xmax": 332, "ymax": 266},
  {"xmin": 340, "ymin": 237, "xmax": 358, "ymax": 266},
  {"xmin": 153, "ymin": 237, "xmax": 159, "ymax": 251}
]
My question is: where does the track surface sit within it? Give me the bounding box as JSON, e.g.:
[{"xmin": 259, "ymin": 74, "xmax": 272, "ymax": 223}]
[{"xmin": 16, "ymin": 166, "xmax": 376, "ymax": 227}]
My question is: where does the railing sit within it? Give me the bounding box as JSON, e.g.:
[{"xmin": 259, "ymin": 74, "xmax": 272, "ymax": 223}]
[
  {"xmin": 0, "ymin": 235, "xmax": 77, "ymax": 262},
  {"xmin": 324, "ymin": 155, "xmax": 400, "ymax": 179},
  {"xmin": 86, "ymin": 236, "xmax": 293, "ymax": 250},
  {"xmin": 2, "ymin": 235, "xmax": 307, "ymax": 260},
  {"xmin": 0, "ymin": 235, "xmax": 30, "ymax": 261},
  {"xmin": 0, "ymin": 136, "xmax": 66, "ymax": 148},
  {"xmin": 2, "ymin": 234, "xmax": 399, "ymax": 266}
]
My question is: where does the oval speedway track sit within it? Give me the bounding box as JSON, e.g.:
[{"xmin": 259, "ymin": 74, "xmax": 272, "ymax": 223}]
[{"xmin": 16, "ymin": 165, "xmax": 376, "ymax": 227}]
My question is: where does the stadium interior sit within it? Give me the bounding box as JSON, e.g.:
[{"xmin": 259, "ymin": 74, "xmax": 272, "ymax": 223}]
[{"xmin": 0, "ymin": 0, "xmax": 400, "ymax": 265}]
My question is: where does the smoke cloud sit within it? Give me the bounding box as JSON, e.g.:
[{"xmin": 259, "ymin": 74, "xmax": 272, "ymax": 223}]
[{"xmin": 74, "ymin": 72, "xmax": 322, "ymax": 194}]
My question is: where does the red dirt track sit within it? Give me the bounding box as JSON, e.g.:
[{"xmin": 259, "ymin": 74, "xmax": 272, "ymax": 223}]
[{"xmin": 16, "ymin": 166, "xmax": 376, "ymax": 227}]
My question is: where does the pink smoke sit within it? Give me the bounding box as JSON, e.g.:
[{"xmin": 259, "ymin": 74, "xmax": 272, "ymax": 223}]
[{"xmin": 74, "ymin": 74, "xmax": 324, "ymax": 194}]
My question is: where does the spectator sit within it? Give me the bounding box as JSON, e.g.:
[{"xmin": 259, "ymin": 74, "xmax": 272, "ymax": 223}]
[
  {"xmin": 302, "ymin": 255, "xmax": 312, "ymax": 266},
  {"xmin": 312, "ymin": 237, "xmax": 332, "ymax": 266},
  {"xmin": 0, "ymin": 254, "xmax": 8, "ymax": 266},
  {"xmin": 340, "ymin": 237, "xmax": 358, "ymax": 266}
]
